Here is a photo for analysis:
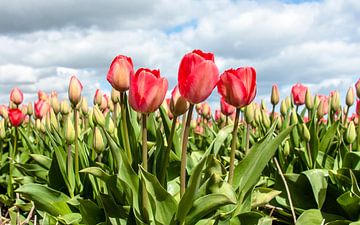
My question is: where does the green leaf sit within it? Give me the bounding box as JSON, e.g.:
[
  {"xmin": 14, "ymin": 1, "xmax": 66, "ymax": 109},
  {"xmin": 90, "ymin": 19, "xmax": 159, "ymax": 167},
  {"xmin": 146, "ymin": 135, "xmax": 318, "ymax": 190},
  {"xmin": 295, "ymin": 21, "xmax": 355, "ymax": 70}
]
[
  {"xmin": 213, "ymin": 125, "xmax": 233, "ymax": 156},
  {"xmin": 78, "ymin": 199, "xmax": 105, "ymax": 225},
  {"xmin": 343, "ymin": 152, "xmax": 360, "ymax": 170},
  {"xmin": 30, "ymin": 154, "xmax": 52, "ymax": 169},
  {"xmin": 302, "ymin": 169, "xmax": 328, "ymax": 209},
  {"xmin": 16, "ymin": 183, "xmax": 72, "ymax": 217},
  {"xmin": 185, "ymin": 193, "xmax": 236, "ymax": 225},
  {"xmin": 318, "ymin": 122, "xmax": 338, "ymax": 153},
  {"xmin": 251, "ymin": 187, "xmax": 282, "ymax": 208},
  {"xmin": 237, "ymin": 212, "xmax": 270, "ymax": 225},
  {"xmin": 296, "ymin": 209, "xmax": 345, "ymax": 225},
  {"xmin": 80, "ymin": 167, "xmax": 112, "ymax": 182},
  {"xmin": 58, "ymin": 213, "xmax": 82, "ymax": 224},
  {"xmin": 336, "ymin": 191, "xmax": 360, "ymax": 220},
  {"xmin": 233, "ymin": 125, "xmax": 294, "ymax": 195}
]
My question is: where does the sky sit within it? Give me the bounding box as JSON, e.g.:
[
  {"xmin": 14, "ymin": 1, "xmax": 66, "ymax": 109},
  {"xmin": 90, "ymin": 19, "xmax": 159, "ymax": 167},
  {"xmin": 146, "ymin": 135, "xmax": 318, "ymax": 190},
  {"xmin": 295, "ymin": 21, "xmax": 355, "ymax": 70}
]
[{"xmin": 0, "ymin": 0, "xmax": 359, "ymax": 111}]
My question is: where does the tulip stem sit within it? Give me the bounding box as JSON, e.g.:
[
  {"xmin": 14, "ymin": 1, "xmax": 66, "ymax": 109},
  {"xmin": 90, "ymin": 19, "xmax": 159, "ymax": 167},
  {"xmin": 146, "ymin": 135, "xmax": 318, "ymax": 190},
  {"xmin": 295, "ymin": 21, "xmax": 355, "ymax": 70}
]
[
  {"xmin": 344, "ymin": 106, "xmax": 350, "ymax": 126},
  {"xmin": 121, "ymin": 92, "xmax": 132, "ymax": 163},
  {"xmin": 271, "ymin": 104, "xmax": 275, "ymax": 123},
  {"xmin": 245, "ymin": 123, "xmax": 250, "ymax": 155},
  {"xmin": 8, "ymin": 128, "xmax": 17, "ymax": 198},
  {"xmin": 180, "ymin": 104, "xmax": 194, "ymax": 197},
  {"xmin": 228, "ymin": 107, "xmax": 240, "ymax": 185},
  {"xmin": 274, "ymin": 157, "xmax": 297, "ymax": 224},
  {"xmin": 74, "ymin": 108, "xmax": 79, "ymax": 185},
  {"xmin": 141, "ymin": 113, "xmax": 149, "ymax": 222},
  {"xmin": 160, "ymin": 115, "xmax": 177, "ymax": 187}
]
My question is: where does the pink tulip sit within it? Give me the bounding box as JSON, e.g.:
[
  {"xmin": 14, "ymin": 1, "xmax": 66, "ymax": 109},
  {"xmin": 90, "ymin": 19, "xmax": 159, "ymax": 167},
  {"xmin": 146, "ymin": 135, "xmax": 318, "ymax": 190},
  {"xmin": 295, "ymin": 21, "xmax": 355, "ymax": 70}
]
[{"xmin": 291, "ymin": 83, "xmax": 307, "ymax": 105}]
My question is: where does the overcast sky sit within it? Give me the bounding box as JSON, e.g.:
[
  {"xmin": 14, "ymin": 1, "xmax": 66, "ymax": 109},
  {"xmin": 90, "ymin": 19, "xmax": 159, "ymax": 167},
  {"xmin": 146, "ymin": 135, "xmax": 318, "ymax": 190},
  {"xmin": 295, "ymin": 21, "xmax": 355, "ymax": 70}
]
[{"xmin": 0, "ymin": 0, "xmax": 359, "ymax": 110}]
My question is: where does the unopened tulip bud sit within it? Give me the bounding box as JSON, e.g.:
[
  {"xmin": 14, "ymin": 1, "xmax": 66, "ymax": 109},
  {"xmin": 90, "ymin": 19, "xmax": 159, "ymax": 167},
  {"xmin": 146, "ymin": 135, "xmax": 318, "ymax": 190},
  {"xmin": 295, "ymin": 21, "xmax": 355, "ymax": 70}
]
[
  {"xmin": 301, "ymin": 123, "xmax": 310, "ymax": 142},
  {"xmin": 261, "ymin": 100, "xmax": 268, "ymax": 112},
  {"xmin": 285, "ymin": 96, "xmax": 291, "ymax": 109},
  {"xmin": 170, "ymin": 86, "xmax": 189, "ymax": 116},
  {"xmin": 88, "ymin": 109, "xmax": 94, "ymax": 128},
  {"xmin": 276, "ymin": 116, "xmax": 283, "ymax": 130},
  {"xmin": 93, "ymin": 89, "xmax": 103, "ymax": 106},
  {"xmin": 244, "ymin": 103, "xmax": 254, "ymax": 123},
  {"xmin": 271, "ymin": 84, "xmax": 280, "ymax": 106},
  {"xmin": 93, "ymin": 106, "xmax": 105, "ymax": 128},
  {"xmin": 331, "ymin": 91, "xmax": 340, "ymax": 112},
  {"xmin": 202, "ymin": 103, "xmax": 210, "ymax": 118},
  {"xmin": 60, "ymin": 100, "xmax": 70, "ymax": 115},
  {"xmin": 317, "ymin": 100, "xmax": 325, "ymax": 118},
  {"xmin": 68, "ymin": 76, "xmax": 83, "ymax": 106},
  {"xmin": 93, "ymin": 126, "xmax": 105, "ymax": 153},
  {"xmin": 190, "ymin": 120, "xmax": 197, "ymax": 129},
  {"xmin": 27, "ymin": 102, "xmax": 33, "ymax": 116},
  {"xmin": 108, "ymin": 99, "xmax": 114, "ymax": 112},
  {"xmin": 35, "ymin": 119, "xmax": 41, "ymax": 130},
  {"xmin": 64, "ymin": 116, "xmax": 75, "ymax": 144},
  {"xmin": 314, "ymin": 95, "xmax": 320, "ymax": 109},
  {"xmin": 111, "ymin": 88, "xmax": 120, "ymax": 104},
  {"xmin": 355, "ymin": 79, "xmax": 360, "ymax": 99},
  {"xmin": 283, "ymin": 140, "xmax": 290, "ymax": 156},
  {"xmin": 81, "ymin": 98, "xmax": 88, "ymax": 115},
  {"xmin": 305, "ymin": 88, "xmax": 313, "ymax": 110},
  {"xmin": 0, "ymin": 119, "xmax": 6, "ymax": 139},
  {"xmin": 254, "ymin": 108, "xmax": 262, "ymax": 125},
  {"xmin": 346, "ymin": 121, "xmax": 356, "ymax": 144},
  {"xmin": 280, "ymin": 100, "xmax": 288, "ymax": 116},
  {"xmin": 100, "ymin": 94, "xmax": 108, "ymax": 111},
  {"xmin": 346, "ymin": 87, "xmax": 355, "ymax": 107},
  {"xmin": 51, "ymin": 97, "xmax": 60, "ymax": 115},
  {"xmin": 21, "ymin": 105, "xmax": 27, "ymax": 115},
  {"xmin": 10, "ymin": 88, "xmax": 23, "ymax": 105},
  {"xmin": 50, "ymin": 108, "xmax": 58, "ymax": 131},
  {"xmin": 106, "ymin": 117, "xmax": 115, "ymax": 134},
  {"xmin": 261, "ymin": 110, "xmax": 271, "ymax": 129},
  {"xmin": 291, "ymin": 108, "xmax": 298, "ymax": 125}
]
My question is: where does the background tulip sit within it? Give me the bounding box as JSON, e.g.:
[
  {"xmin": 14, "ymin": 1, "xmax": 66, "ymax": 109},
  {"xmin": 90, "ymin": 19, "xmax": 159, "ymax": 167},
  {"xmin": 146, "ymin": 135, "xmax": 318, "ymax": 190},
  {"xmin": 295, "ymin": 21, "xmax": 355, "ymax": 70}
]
[
  {"xmin": 178, "ymin": 50, "xmax": 219, "ymax": 104},
  {"xmin": 217, "ymin": 67, "xmax": 257, "ymax": 108},
  {"xmin": 291, "ymin": 83, "xmax": 307, "ymax": 106},
  {"xmin": 220, "ymin": 97, "xmax": 235, "ymax": 116},
  {"xmin": 129, "ymin": 68, "xmax": 168, "ymax": 114},
  {"xmin": 10, "ymin": 88, "xmax": 23, "ymax": 105},
  {"xmin": 271, "ymin": 84, "xmax": 280, "ymax": 106},
  {"xmin": 8, "ymin": 108, "xmax": 25, "ymax": 127},
  {"xmin": 34, "ymin": 99, "xmax": 50, "ymax": 119},
  {"xmin": 68, "ymin": 75, "xmax": 83, "ymax": 106},
  {"xmin": 107, "ymin": 55, "xmax": 134, "ymax": 92},
  {"xmin": 170, "ymin": 86, "xmax": 189, "ymax": 116}
]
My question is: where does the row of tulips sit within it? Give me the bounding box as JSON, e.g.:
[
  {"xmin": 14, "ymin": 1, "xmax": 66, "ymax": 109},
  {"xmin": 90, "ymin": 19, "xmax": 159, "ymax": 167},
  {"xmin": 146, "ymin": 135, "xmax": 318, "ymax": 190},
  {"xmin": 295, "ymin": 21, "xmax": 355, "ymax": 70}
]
[{"xmin": 0, "ymin": 49, "xmax": 360, "ymax": 224}]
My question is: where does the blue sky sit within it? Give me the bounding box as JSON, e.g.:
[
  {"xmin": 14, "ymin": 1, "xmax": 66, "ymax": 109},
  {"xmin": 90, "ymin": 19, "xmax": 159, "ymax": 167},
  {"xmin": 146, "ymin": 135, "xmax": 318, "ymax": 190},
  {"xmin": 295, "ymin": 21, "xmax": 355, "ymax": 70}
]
[{"xmin": 0, "ymin": 0, "xmax": 359, "ymax": 112}]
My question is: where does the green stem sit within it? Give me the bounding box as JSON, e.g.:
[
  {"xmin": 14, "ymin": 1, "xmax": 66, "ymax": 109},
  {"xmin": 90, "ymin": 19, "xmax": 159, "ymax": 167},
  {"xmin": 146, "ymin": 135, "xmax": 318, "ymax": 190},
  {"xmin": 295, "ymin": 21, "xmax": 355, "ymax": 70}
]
[
  {"xmin": 344, "ymin": 106, "xmax": 349, "ymax": 126},
  {"xmin": 8, "ymin": 128, "xmax": 17, "ymax": 198},
  {"xmin": 180, "ymin": 104, "xmax": 194, "ymax": 197},
  {"xmin": 121, "ymin": 93, "xmax": 132, "ymax": 163},
  {"xmin": 160, "ymin": 115, "xmax": 177, "ymax": 187},
  {"xmin": 271, "ymin": 104, "xmax": 275, "ymax": 123},
  {"xmin": 228, "ymin": 108, "xmax": 241, "ymax": 185},
  {"xmin": 274, "ymin": 157, "xmax": 297, "ymax": 224},
  {"xmin": 141, "ymin": 113, "xmax": 149, "ymax": 222},
  {"xmin": 245, "ymin": 123, "xmax": 250, "ymax": 155},
  {"xmin": 74, "ymin": 108, "xmax": 79, "ymax": 182},
  {"xmin": 307, "ymin": 142, "xmax": 313, "ymax": 168}
]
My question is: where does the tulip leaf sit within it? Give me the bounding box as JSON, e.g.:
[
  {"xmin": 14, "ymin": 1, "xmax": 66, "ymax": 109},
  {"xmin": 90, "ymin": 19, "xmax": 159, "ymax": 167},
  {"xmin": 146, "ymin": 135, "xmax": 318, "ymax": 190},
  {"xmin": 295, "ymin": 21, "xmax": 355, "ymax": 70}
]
[
  {"xmin": 319, "ymin": 121, "xmax": 338, "ymax": 153},
  {"xmin": 296, "ymin": 209, "xmax": 345, "ymax": 225},
  {"xmin": 302, "ymin": 169, "xmax": 328, "ymax": 209},
  {"xmin": 78, "ymin": 199, "xmax": 105, "ymax": 225}
]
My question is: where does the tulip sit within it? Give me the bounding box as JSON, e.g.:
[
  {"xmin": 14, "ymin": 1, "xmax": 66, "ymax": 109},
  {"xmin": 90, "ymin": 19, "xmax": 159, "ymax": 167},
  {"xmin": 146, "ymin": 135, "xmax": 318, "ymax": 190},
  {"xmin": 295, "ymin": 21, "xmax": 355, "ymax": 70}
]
[
  {"xmin": 305, "ymin": 88, "xmax": 313, "ymax": 110},
  {"xmin": 317, "ymin": 95, "xmax": 329, "ymax": 116},
  {"xmin": 357, "ymin": 100, "xmax": 360, "ymax": 116},
  {"xmin": 129, "ymin": 68, "xmax": 168, "ymax": 114},
  {"xmin": 346, "ymin": 121, "xmax": 356, "ymax": 145},
  {"xmin": 68, "ymin": 76, "xmax": 83, "ymax": 106},
  {"xmin": 244, "ymin": 103, "xmax": 254, "ymax": 124},
  {"xmin": 330, "ymin": 91, "xmax": 340, "ymax": 112},
  {"xmin": 60, "ymin": 100, "xmax": 70, "ymax": 115},
  {"xmin": 355, "ymin": 79, "xmax": 360, "ymax": 99},
  {"xmin": 10, "ymin": 88, "xmax": 23, "ymax": 105},
  {"xmin": 34, "ymin": 99, "xmax": 50, "ymax": 119},
  {"xmin": 93, "ymin": 89, "xmax": 103, "ymax": 106},
  {"xmin": 111, "ymin": 88, "xmax": 120, "ymax": 104},
  {"xmin": 291, "ymin": 83, "xmax": 307, "ymax": 106},
  {"xmin": 107, "ymin": 55, "xmax": 134, "ymax": 92},
  {"xmin": 178, "ymin": 50, "xmax": 219, "ymax": 104},
  {"xmin": 220, "ymin": 97, "xmax": 235, "ymax": 116},
  {"xmin": 170, "ymin": 86, "xmax": 189, "ymax": 117},
  {"xmin": 8, "ymin": 108, "xmax": 25, "ymax": 127},
  {"xmin": 38, "ymin": 90, "xmax": 48, "ymax": 101},
  {"xmin": 93, "ymin": 126, "xmax": 105, "ymax": 154},
  {"xmin": 201, "ymin": 102, "xmax": 211, "ymax": 119},
  {"xmin": 214, "ymin": 110, "xmax": 223, "ymax": 123},
  {"xmin": 271, "ymin": 84, "xmax": 279, "ymax": 106},
  {"xmin": 217, "ymin": 67, "xmax": 257, "ymax": 108},
  {"xmin": 100, "ymin": 94, "xmax": 108, "ymax": 111}
]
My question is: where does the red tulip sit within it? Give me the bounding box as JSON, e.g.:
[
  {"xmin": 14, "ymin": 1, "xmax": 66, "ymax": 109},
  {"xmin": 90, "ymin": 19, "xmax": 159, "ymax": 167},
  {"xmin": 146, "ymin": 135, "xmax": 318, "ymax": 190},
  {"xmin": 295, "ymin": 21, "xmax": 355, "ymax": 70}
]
[
  {"xmin": 357, "ymin": 99, "xmax": 360, "ymax": 115},
  {"xmin": 217, "ymin": 67, "xmax": 257, "ymax": 108},
  {"xmin": 129, "ymin": 68, "xmax": 168, "ymax": 114},
  {"xmin": 178, "ymin": 50, "xmax": 219, "ymax": 104},
  {"xmin": 355, "ymin": 79, "xmax": 360, "ymax": 99},
  {"xmin": 93, "ymin": 89, "xmax": 103, "ymax": 106},
  {"xmin": 291, "ymin": 83, "xmax": 307, "ymax": 105},
  {"xmin": 8, "ymin": 108, "xmax": 25, "ymax": 127},
  {"xmin": 220, "ymin": 97, "xmax": 235, "ymax": 116},
  {"xmin": 107, "ymin": 55, "xmax": 134, "ymax": 92},
  {"xmin": 34, "ymin": 99, "xmax": 50, "ymax": 119},
  {"xmin": 10, "ymin": 88, "xmax": 23, "ymax": 105},
  {"xmin": 68, "ymin": 75, "xmax": 83, "ymax": 106}
]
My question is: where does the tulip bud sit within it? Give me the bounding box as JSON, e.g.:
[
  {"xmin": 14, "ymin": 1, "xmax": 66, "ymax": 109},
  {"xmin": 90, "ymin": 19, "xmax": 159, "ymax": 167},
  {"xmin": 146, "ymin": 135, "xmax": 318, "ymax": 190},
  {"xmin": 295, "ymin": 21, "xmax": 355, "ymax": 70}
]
[
  {"xmin": 111, "ymin": 88, "xmax": 120, "ymax": 104},
  {"xmin": 331, "ymin": 91, "xmax": 340, "ymax": 112},
  {"xmin": 346, "ymin": 121, "xmax": 356, "ymax": 144},
  {"xmin": 346, "ymin": 87, "xmax": 355, "ymax": 107},
  {"xmin": 35, "ymin": 119, "xmax": 41, "ymax": 131},
  {"xmin": 317, "ymin": 100, "xmax": 325, "ymax": 118},
  {"xmin": 280, "ymin": 100, "xmax": 288, "ymax": 116},
  {"xmin": 10, "ymin": 88, "xmax": 24, "ymax": 105},
  {"xmin": 0, "ymin": 119, "xmax": 6, "ymax": 139},
  {"xmin": 276, "ymin": 116, "xmax": 283, "ymax": 130},
  {"xmin": 244, "ymin": 103, "xmax": 254, "ymax": 123},
  {"xmin": 50, "ymin": 108, "xmax": 58, "ymax": 131},
  {"xmin": 108, "ymin": 99, "xmax": 114, "ymax": 112},
  {"xmin": 355, "ymin": 79, "xmax": 360, "ymax": 99},
  {"xmin": 68, "ymin": 76, "xmax": 83, "ymax": 106},
  {"xmin": 291, "ymin": 108, "xmax": 298, "ymax": 125},
  {"xmin": 88, "ymin": 108, "xmax": 94, "ymax": 128},
  {"xmin": 196, "ymin": 104, "xmax": 203, "ymax": 115},
  {"xmin": 93, "ymin": 89, "xmax": 103, "ymax": 106},
  {"xmin": 107, "ymin": 55, "xmax": 134, "ymax": 92},
  {"xmin": 81, "ymin": 98, "xmax": 88, "ymax": 116},
  {"xmin": 64, "ymin": 116, "xmax": 75, "ymax": 144},
  {"xmin": 8, "ymin": 108, "xmax": 25, "ymax": 127},
  {"xmin": 60, "ymin": 100, "xmax": 70, "ymax": 115},
  {"xmin": 301, "ymin": 123, "xmax": 310, "ymax": 142},
  {"xmin": 93, "ymin": 106, "xmax": 105, "ymax": 128},
  {"xmin": 100, "ymin": 94, "xmax": 108, "ymax": 111},
  {"xmin": 21, "ymin": 105, "xmax": 27, "ymax": 115},
  {"xmin": 261, "ymin": 100, "xmax": 268, "ymax": 112},
  {"xmin": 283, "ymin": 140, "xmax": 290, "ymax": 156},
  {"xmin": 261, "ymin": 110, "xmax": 271, "ymax": 129},
  {"xmin": 305, "ymin": 88, "xmax": 313, "ymax": 110},
  {"xmin": 314, "ymin": 95, "xmax": 320, "ymax": 109},
  {"xmin": 27, "ymin": 102, "xmax": 33, "ymax": 116},
  {"xmin": 271, "ymin": 84, "xmax": 279, "ymax": 106},
  {"xmin": 190, "ymin": 120, "xmax": 197, "ymax": 129},
  {"xmin": 202, "ymin": 103, "xmax": 211, "ymax": 118},
  {"xmin": 254, "ymin": 108, "xmax": 262, "ymax": 125},
  {"xmin": 170, "ymin": 86, "xmax": 189, "ymax": 116},
  {"xmin": 93, "ymin": 126, "xmax": 106, "ymax": 153},
  {"xmin": 106, "ymin": 116, "xmax": 115, "ymax": 134},
  {"xmin": 51, "ymin": 95, "xmax": 60, "ymax": 114}
]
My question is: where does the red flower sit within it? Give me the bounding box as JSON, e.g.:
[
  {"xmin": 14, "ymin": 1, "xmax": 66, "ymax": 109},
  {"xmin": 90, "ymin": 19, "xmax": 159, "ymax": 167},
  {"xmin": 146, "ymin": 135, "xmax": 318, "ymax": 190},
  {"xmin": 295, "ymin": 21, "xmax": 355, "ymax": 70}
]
[
  {"xmin": 217, "ymin": 67, "xmax": 257, "ymax": 108},
  {"xmin": 10, "ymin": 88, "xmax": 23, "ymax": 105},
  {"xmin": 129, "ymin": 68, "xmax": 168, "ymax": 114},
  {"xmin": 8, "ymin": 108, "xmax": 25, "ymax": 127},
  {"xmin": 178, "ymin": 50, "xmax": 219, "ymax": 104},
  {"xmin": 357, "ymin": 99, "xmax": 360, "ymax": 115},
  {"xmin": 107, "ymin": 55, "xmax": 134, "ymax": 92},
  {"xmin": 34, "ymin": 99, "xmax": 50, "ymax": 119},
  {"xmin": 220, "ymin": 97, "xmax": 235, "ymax": 116},
  {"xmin": 291, "ymin": 83, "xmax": 307, "ymax": 105}
]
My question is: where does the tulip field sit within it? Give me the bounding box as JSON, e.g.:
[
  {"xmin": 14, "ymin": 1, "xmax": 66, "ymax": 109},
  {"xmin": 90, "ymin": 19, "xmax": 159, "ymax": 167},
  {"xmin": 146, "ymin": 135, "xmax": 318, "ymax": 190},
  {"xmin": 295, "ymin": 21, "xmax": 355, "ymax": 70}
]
[{"xmin": 1, "ymin": 50, "xmax": 360, "ymax": 225}]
